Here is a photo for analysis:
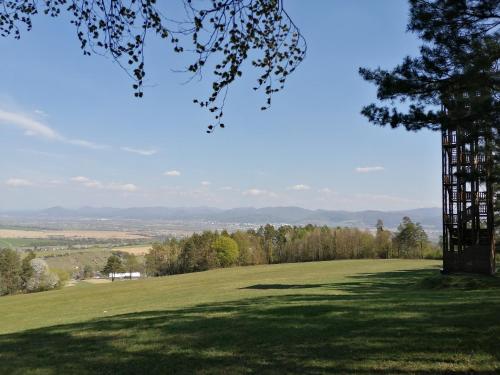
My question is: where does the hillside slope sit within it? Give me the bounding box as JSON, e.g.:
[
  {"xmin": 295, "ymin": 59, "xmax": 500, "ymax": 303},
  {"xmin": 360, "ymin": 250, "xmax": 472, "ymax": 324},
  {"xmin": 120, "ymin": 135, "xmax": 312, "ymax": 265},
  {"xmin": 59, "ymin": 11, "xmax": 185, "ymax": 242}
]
[{"xmin": 0, "ymin": 259, "xmax": 499, "ymax": 374}]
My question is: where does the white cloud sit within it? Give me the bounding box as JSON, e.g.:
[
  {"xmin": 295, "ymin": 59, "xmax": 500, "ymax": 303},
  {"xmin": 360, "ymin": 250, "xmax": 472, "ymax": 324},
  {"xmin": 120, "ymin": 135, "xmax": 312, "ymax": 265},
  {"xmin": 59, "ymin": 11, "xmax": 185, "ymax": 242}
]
[
  {"xmin": 34, "ymin": 109, "xmax": 48, "ymax": 117},
  {"xmin": 67, "ymin": 139, "xmax": 108, "ymax": 150},
  {"xmin": 288, "ymin": 184, "xmax": 311, "ymax": 191},
  {"xmin": 0, "ymin": 108, "xmax": 107, "ymax": 150},
  {"xmin": 108, "ymin": 183, "xmax": 138, "ymax": 192},
  {"xmin": 48, "ymin": 179, "xmax": 65, "ymax": 185},
  {"xmin": 71, "ymin": 176, "xmax": 91, "ymax": 183},
  {"xmin": 201, "ymin": 181, "xmax": 211, "ymax": 186},
  {"xmin": 164, "ymin": 170, "xmax": 181, "ymax": 177},
  {"xmin": 242, "ymin": 188, "xmax": 277, "ymax": 197},
  {"xmin": 355, "ymin": 166, "xmax": 384, "ymax": 173},
  {"xmin": 243, "ymin": 188, "xmax": 266, "ymax": 196},
  {"xmin": 121, "ymin": 147, "xmax": 157, "ymax": 156},
  {"xmin": 6, "ymin": 178, "xmax": 33, "ymax": 187},
  {"xmin": 0, "ymin": 108, "xmax": 61, "ymax": 140},
  {"xmin": 71, "ymin": 176, "xmax": 136, "ymax": 192},
  {"xmin": 71, "ymin": 176, "xmax": 103, "ymax": 188},
  {"xmin": 220, "ymin": 186, "xmax": 234, "ymax": 191},
  {"xmin": 84, "ymin": 180, "xmax": 103, "ymax": 189},
  {"xmin": 16, "ymin": 149, "xmax": 66, "ymax": 158},
  {"xmin": 318, "ymin": 188, "xmax": 336, "ymax": 194}
]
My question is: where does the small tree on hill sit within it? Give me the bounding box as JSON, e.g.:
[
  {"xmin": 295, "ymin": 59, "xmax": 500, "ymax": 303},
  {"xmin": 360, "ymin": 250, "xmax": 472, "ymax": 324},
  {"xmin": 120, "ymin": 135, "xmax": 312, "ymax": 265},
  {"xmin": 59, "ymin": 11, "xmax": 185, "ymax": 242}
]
[{"xmin": 103, "ymin": 255, "xmax": 125, "ymax": 282}]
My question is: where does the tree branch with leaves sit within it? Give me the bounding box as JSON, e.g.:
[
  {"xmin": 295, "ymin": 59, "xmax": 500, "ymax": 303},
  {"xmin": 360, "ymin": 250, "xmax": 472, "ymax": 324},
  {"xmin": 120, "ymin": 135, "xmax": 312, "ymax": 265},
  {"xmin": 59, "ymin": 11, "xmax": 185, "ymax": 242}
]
[{"xmin": 0, "ymin": 0, "xmax": 306, "ymax": 131}]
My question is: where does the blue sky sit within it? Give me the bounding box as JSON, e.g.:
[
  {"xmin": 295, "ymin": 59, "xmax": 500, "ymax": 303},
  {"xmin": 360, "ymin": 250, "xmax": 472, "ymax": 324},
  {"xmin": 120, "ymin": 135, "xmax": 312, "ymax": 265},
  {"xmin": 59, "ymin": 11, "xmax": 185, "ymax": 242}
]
[{"xmin": 0, "ymin": 1, "xmax": 441, "ymax": 211}]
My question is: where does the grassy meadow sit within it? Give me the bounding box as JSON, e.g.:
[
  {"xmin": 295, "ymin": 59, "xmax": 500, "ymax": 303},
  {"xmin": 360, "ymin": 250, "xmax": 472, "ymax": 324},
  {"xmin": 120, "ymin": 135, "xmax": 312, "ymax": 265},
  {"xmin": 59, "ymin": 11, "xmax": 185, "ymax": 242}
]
[{"xmin": 0, "ymin": 259, "xmax": 499, "ymax": 374}]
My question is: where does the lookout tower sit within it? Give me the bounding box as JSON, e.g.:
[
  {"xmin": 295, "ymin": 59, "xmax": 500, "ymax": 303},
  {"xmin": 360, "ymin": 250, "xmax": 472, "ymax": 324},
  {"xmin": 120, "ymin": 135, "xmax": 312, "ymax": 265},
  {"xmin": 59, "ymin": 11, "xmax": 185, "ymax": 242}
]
[{"xmin": 441, "ymin": 102, "xmax": 496, "ymax": 274}]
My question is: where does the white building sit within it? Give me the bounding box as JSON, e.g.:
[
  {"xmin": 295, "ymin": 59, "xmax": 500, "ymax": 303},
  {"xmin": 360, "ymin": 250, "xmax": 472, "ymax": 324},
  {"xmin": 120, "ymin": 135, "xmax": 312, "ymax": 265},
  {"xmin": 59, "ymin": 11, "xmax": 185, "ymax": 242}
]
[{"xmin": 109, "ymin": 272, "xmax": 141, "ymax": 279}]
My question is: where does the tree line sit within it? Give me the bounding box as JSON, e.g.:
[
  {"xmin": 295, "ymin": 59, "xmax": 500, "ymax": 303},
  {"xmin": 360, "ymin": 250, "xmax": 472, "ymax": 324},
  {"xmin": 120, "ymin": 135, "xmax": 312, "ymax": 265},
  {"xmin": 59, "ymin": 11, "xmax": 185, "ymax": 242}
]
[
  {"xmin": 0, "ymin": 249, "xmax": 66, "ymax": 296},
  {"xmin": 142, "ymin": 217, "xmax": 440, "ymax": 277}
]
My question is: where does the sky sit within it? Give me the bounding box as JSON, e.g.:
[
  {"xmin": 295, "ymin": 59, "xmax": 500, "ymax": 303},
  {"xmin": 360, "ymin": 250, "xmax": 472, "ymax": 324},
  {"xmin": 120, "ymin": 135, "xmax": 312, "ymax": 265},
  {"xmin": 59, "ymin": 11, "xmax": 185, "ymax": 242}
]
[{"xmin": 0, "ymin": 0, "xmax": 442, "ymax": 211}]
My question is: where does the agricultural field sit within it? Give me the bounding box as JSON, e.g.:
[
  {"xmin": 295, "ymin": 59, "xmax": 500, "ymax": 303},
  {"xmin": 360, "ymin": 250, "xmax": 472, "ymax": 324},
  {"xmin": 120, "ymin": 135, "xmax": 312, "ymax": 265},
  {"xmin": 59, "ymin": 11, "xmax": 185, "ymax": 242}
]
[
  {"xmin": 0, "ymin": 259, "xmax": 499, "ymax": 374},
  {"xmin": 0, "ymin": 228, "xmax": 148, "ymax": 240},
  {"xmin": 113, "ymin": 244, "xmax": 152, "ymax": 255}
]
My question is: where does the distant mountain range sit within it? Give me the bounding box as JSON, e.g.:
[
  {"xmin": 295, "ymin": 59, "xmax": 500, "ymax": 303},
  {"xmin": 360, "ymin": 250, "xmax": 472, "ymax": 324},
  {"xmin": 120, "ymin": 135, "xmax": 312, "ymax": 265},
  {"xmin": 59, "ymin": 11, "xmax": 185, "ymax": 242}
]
[{"xmin": 1, "ymin": 206, "xmax": 442, "ymax": 230}]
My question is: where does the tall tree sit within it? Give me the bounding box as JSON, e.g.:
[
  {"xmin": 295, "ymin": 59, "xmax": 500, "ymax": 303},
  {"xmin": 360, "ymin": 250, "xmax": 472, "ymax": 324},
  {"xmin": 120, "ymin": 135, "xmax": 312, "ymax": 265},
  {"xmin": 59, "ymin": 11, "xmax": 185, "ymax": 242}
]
[
  {"xmin": 360, "ymin": 0, "xmax": 499, "ymax": 179},
  {"xmin": 20, "ymin": 251, "xmax": 36, "ymax": 291},
  {"xmin": 360, "ymin": 0, "xmax": 498, "ymax": 134},
  {"xmin": 0, "ymin": 0, "xmax": 306, "ymax": 130},
  {"xmin": 212, "ymin": 235, "xmax": 240, "ymax": 267},
  {"xmin": 123, "ymin": 253, "xmax": 140, "ymax": 279},
  {"xmin": 394, "ymin": 217, "xmax": 428, "ymax": 258},
  {"xmin": 0, "ymin": 249, "xmax": 22, "ymax": 295},
  {"xmin": 103, "ymin": 255, "xmax": 125, "ymax": 281},
  {"xmin": 258, "ymin": 224, "xmax": 277, "ymax": 264},
  {"xmin": 375, "ymin": 220, "xmax": 392, "ymax": 259},
  {"xmin": 145, "ymin": 242, "xmax": 182, "ymax": 276}
]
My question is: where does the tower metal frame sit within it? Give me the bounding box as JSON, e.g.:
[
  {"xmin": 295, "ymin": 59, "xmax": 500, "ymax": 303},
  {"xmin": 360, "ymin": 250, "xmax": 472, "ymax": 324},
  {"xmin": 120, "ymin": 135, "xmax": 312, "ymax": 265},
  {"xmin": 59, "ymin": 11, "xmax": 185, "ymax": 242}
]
[{"xmin": 442, "ymin": 111, "xmax": 496, "ymax": 274}]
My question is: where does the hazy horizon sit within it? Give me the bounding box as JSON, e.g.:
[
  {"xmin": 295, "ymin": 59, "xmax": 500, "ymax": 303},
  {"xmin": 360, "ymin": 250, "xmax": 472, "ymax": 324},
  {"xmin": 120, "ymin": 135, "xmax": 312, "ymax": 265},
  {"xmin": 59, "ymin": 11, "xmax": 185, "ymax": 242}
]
[{"xmin": 1, "ymin": 205, "xmax": 441, "ymax": 213}]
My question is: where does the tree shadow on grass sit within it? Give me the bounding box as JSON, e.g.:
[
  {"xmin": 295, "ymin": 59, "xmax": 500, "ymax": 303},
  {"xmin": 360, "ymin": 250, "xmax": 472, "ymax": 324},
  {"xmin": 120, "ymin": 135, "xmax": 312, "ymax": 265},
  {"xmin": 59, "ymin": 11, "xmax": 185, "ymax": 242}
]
[
  {"xmin": 1, "ymin": 268, "xmax": 499, "ymax": 374},
  {"xmin": 241, "ymin": 283, "xmax": 327, "ymax": 289}
]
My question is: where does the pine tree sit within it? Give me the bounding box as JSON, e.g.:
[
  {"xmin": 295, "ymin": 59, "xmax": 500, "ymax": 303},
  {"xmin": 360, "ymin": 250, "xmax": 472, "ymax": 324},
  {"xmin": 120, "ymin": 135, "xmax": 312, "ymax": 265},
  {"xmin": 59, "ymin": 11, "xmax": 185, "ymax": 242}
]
[{"xmin": 360, "ymin": 0, "xmax": 498, "ymax": 134}]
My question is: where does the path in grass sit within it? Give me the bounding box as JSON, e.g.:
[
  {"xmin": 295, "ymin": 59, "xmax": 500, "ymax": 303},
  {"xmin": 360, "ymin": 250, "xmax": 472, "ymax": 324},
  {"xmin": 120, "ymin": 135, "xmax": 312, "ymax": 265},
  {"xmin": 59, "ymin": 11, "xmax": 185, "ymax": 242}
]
[{"xmin": 0, "ymin": 259, "xmax": 499, "ymax": 374}]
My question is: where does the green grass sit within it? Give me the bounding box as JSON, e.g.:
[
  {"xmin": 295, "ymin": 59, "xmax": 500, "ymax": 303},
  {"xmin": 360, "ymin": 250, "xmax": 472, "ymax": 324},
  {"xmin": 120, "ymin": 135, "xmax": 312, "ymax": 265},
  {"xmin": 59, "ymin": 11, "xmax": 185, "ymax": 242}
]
[{"xmin": 0, "ymin": 259, "xmax": 499, "ymax": 374}]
